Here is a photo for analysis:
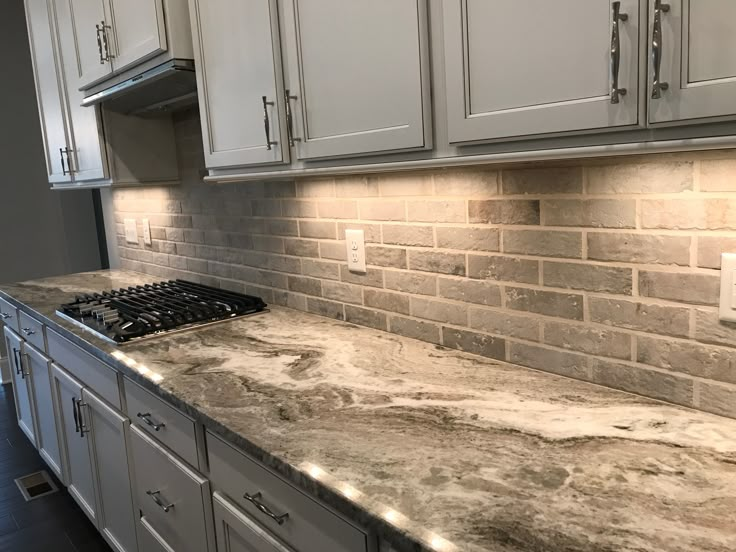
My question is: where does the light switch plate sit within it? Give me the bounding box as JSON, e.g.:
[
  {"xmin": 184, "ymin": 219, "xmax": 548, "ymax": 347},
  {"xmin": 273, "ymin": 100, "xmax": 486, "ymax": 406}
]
[
  {"xmin": 124, "ymin": 218, "xmax": 138, "ymax": 244},
  {"xmin": 142, "ymin": 219, "xmax": 152, "ymax": 246},
  {"xmin": 719, "ymin": 253, "xmax": 736, "ymax": 322},
  {"xmin": 345, "ymin": 229, "xmax": 366, "ymax": 273}
]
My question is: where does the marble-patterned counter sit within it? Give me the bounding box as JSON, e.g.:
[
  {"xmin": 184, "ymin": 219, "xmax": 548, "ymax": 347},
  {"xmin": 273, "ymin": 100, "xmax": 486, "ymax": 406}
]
[{"xmin": 1, "ymin": 270, "xmax": 735, "ymax": 552}]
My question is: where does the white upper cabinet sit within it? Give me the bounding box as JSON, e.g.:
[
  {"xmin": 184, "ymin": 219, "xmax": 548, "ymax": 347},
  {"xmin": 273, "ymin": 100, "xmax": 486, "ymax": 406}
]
[
  {"xmin": 442, "ymin": 0, "xmax": 642, "ymax": 143},
  {"xmin": 648, "ymin": 0, "xmax": 736, "ymax": 124},
  {"xmin": 106, "ymin": 0, "xmax": 167, "ymax": 73},
  {"xmin": 279, "ymin": 0, "xmax": 430, "ymax": 160},
  {"xmin": 54, "ymin": 0, "xmax": 109, "ymax": 181},
  {"xmin": 64, "ymin": 0, "xmax": 113, "ymax": 88},
  {"xmin": 25, "ymin": 0, "xmax": 72, "ymax": 185},
  {"xmin": 189, "ymin": 0, "xmax": 287, "ymax": 168}
]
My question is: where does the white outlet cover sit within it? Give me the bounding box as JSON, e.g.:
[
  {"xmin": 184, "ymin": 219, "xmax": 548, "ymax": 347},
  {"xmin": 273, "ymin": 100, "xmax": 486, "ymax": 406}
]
[
  {"xmin": 345, "ymin": 229, "xmax": 366, "ymax": 274},
  {"xmin": 124, "ymin": 218, "xmax": 138, "ymax": 244},
  {"xmin": 142, "ymin": 219, "xmax": 152, "ymax": 246},
  {"xmin": 719, "ymin": 253, "xmax": 736, "ymax": 322}
]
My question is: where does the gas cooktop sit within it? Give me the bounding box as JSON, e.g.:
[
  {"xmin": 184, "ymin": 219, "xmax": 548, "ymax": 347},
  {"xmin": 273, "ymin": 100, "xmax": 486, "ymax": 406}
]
[{"xmin": 56, "ymin": 279, "xmax": 267, "ymax": 344}]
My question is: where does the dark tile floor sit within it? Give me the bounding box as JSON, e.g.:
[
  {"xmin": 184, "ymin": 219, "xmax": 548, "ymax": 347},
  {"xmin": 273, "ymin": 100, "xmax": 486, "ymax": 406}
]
[{"xmin": 0, "ymin": 383, "xmax": 111, "ymax": 552}]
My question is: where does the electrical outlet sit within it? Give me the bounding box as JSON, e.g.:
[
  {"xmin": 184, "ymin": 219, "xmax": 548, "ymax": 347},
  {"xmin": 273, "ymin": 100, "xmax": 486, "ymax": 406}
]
[
  {"xmin": 124, "ymin": 218, "xmax": 138, "ymax": 244},
  {"xmin": 142, "ymin": 219, "xmax": 152, "ymax": 246},
  {"xmin": 719, "ymin": 253, "xmax": 736, "ymax": 322},
  {"xmin": 345, "ymin": 229, "xmax": 366, "ymax": 273}
]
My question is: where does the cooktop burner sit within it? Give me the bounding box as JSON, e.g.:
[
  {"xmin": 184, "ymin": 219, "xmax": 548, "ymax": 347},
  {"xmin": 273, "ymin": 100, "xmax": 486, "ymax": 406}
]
[{"xmin": 56, "ymin": 280, "xmax": 267, "ymax": 344}]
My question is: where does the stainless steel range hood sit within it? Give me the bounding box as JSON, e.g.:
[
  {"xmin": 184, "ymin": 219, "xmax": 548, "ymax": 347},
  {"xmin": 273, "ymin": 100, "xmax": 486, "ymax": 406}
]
[{"xmin": 81, "ymin": 59, "xmax": 197, "ymax": 115}]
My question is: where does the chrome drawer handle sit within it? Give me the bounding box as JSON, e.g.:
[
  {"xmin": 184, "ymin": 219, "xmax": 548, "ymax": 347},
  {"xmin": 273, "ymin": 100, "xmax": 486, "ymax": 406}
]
[
  {"xmin": 610, "ymin": 1, "xmax": 628, "ymax": 104},
  {"xmin": 146, "ymin": 490, "xmax": 174, "ymax": 513},
  {"xmin": 651, "ymin": 0, "xmax": 670, "ymax": 99},
  {"xmin": 137, "ymin": 412, "xmax": 165, "ymax": 431},
  {"xmin": 12, "ymin": 348, "xmax": 22, "ymax": 377},
  {"xmin": 21, "ymin": 328, "xmax": 36, "ymax": 336},
  {"xmin": 0, "ymin": 312, "xmax": 10, "ymax": 320},
  {"xmin": 72, "ymin": 397, "xmax": 80, "ymax": 433},
  {"xmin": 243, "ymin": 491, "xmax": 289, "ymax": 525}
]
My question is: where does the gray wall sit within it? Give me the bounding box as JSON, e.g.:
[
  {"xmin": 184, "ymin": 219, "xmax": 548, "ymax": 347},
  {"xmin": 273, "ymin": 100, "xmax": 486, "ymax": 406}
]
[{"xmin": 0, "ymin": 0, "xmax": 102, "ymax": 285}]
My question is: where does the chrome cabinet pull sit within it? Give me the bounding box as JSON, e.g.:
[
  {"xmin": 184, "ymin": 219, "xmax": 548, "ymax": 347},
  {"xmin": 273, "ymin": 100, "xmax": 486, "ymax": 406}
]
[
  {"xmin": 95, "ymin": 24, "xmax": 105, "ymax": 64},
  {"xmin": 96, "ymin": 21, "xmax": 112, "ymax": 62},
  {"xmin": 72, "ymin": 396, "xmax": 80, "ymax": 433},
  {"xmin": 60, "ymin": 148, "xmax": 67, "ymax": 175},
  {"xmin": 284, "ymin": 89, "xmax": 300, "ymax": 147},
  {"xmin": 651, "ymin": 0, "xmax": 670, "ymax": 99},
  {"xmin": 610, "ymin": 1, "xmax": 628, "ymax": 104},
  {"xmin": 12, "ymin": 348, "xmax": 21, "ymax": 376},
  {"xmin": 243, "ymin": 491, "xmax": 289, "ymax": 525},
  {"xmin": 137, "ymin": 412, "xmax": 165, "ymax": 432},
  {"xmin": 262, "ymin": 96, "xmax": 277, "ymax": 151},
  {"xmin": 77, "ymin": 400, "xmax": 89, "ymax": 437},
  {"xmin": 146, "ymin": 490, "xmax": 174, "ymax": 513},
  {"xmin": 21, "ymin": 328, "xmax": 36, "ymax": 336},
  {"xmin": 0, "ymin": 312, "xmax": 10, "ymax": 320}
]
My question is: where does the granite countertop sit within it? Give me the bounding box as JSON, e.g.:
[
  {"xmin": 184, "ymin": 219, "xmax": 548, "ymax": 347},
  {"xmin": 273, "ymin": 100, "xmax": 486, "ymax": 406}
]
[{"xmin": 1, "ymin": 270, "xmax": 735, "ymax": 552}]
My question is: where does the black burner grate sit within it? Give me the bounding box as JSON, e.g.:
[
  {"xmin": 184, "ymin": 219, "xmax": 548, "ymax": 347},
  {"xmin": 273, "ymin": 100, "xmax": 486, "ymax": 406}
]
[{"xmin": 59, "ymin": 280, "xmax": 267, "ymax": 342}]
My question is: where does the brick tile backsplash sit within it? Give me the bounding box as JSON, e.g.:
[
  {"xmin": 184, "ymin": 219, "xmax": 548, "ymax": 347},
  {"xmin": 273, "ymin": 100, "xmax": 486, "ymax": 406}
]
[{"xmin": 114, "ymin": 108, "xmax": 736, "ymax": 419}]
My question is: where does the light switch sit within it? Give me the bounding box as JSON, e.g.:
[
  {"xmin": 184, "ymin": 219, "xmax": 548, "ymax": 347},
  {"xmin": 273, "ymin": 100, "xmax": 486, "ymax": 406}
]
[
  {"xmin": 124, "ymin": 218, "xmax": 139, "ymax": 244},
  {"xmin": 345, "ymin": 229, "xmax": 366, "ymax": 273},
  {"xmin": 719, "ymin": 253, "xmax": 736, "ymax": 322},
  {"xmin": 142, "ymin": 219, "xmax": 152, "ymax": 246}
]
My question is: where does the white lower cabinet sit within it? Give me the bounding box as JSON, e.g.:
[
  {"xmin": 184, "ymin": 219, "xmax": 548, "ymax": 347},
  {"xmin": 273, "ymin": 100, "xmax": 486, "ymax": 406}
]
[
  {"xmin": 4, "ymin": 326, "xmax": 37, "ymax": 447},
  {"xmin": 53, "ymin": 363, "xmax": 98, "ymax": 522},
  {"xmin": 52, "ymin": 363, "xmax": 137, "ymax": 552},
  {"xmin": 130, "ymin": 425, "xmax": 213, "ymax": 552},
  {"xmin": 83, "ymin": 387, "xmax": 138, "ymax": 552},
  {"xmin": 213, "ymin": 492, "xmax": 292, "ymax": 552},
  {"xmin": 24, "ymin": 345, "xmax": 64, "ymax": 480}
]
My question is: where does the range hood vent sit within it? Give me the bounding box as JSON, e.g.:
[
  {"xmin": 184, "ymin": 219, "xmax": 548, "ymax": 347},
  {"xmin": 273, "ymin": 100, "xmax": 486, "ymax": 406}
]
[{"xmin": 81, "ymin": 59, "xmax": 197, "ymax": 115}]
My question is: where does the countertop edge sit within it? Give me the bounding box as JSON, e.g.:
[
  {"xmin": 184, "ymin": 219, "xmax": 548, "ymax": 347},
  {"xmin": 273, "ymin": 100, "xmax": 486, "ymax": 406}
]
[{"xmin": 0, "ymin": 288, "xmax": 429, "ymax": 552}]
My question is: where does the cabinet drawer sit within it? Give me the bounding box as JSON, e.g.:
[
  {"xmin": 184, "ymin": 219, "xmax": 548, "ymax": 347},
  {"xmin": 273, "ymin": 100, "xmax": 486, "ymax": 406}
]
[
  {"xmin": 207, "ymin": 432, "xmax": 367, "ymax": 552},
  {"xmin": 0, "ymin": 298, "xmax": 19, "ymax": 333},
  {"xmin": 18, "ymin": 311, "xmax": 46, "ymax": 352},
  {"xmin": 138, "ymin": 516, "xmax": 175, "ymax": 552},
  {"xmin": 124, "ymin": 377, "xmax": 198, "ymax": 468},
  {"xmin": 213, "ymin": 492, "xmax": 293, "ymax": 552},
  {"xmin": 47, "ymin": 330, "xmax": 121, "ymax": 410},
  {"xmin": 130, "ymin": 426, "xmax": 211, "ymax": 552}
]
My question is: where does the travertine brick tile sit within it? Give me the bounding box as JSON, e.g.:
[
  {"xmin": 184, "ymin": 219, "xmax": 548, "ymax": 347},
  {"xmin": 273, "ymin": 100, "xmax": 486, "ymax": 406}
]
[
  {"xmin": 543, "ymin": 262, "xmax": 632, "ymax": 294},
  {"xmin": 502, "ymin": 167, "xmax": 583, "ymax": 194},
  {"xmin": 509, "ymin": 342, "xmax": 589, "ymax": 379},
  {"xmin": 384, "ymin": 271, "xmax": 436, "ymax": 296},
  {"xmin": 407, "ymin": 200, "xmax": 466, "ymax": 223},
  {"xmin": 638, "ymin": 271, "xmax": 720, "ymax": 306},
  {"xmin": 697, "ymin": 237, "xmax": 736, "ymax": 268},
  {"xmin": 468, "ymin": 200, "xmax": 540, "ymax": 225},
  {"xmin": 589, "ymin": 359, "xmax": 693, "ymax": 406},
  {"xmin": 587, "ymin": 233, "xmax": 691, "ymax": 266},
  {"xmin": 410, "ymin": 297, "xmax": 467, "ymax": 325},
  {"xmin": 469, "ymin": 308, "xmax": 540, "ymax": 341},
  {"xmin": 467, "ymin": 255, "xmax": 539, "ymax": 284},
  {"xmin": 344, "ymin": 305, "xmax": 387, "ymax": 331},
  {"xmin": 442, "ymin": 328, "xmax": 505, "ymax": 360},
  {"xmin": 408, "ymin": 251, "xmax": 466, "ymax": 276},
  {"xmin": 541, "ymin": 199, "xmax": 636, "ymax": 228},
  {"xmin": 642, "ymin": 199, "xmax": 736, "ymax": 230},
  {"xmin": 364, "ymin": 289, "xmax": 410, "ymax": 315},
  {"xmin": 589, "ymin": 298, "xmax": 690, "ymax": 338},
  {"xmin": 436, "ymin": 227, "xmax": 499, "ymax": 252},
  {"xmin": 358, "ymin": 200, "xmax": 406, "ymax": 221},
  {"xmin": 586, "ymin": 162, "xmax": 693, "ymax": 194},
  {"xmin": 438, "ymin": 278, "xmax": 502, "ymax": 307},
  {"xmin": 543, "ymin": 321, "xmax": 631, "ymax": 360},
  {"xmin": 389, "ymin": 316, "xmax": 441, "ymax": 344},
  {"xmin": 299, "ymin": 220, "xmax": 338, "ymax": 240},
  {"xmin": 382, "ymin": 224, "xmax": 434, "ymax": 247},
  {"xmin": 504, "ymin": 230, "xmax": 582, "ymax": 259},
  {"xmin": 505, "ymin": 287, "xmax": 584, "ymax": 320},
  {"xmin": 637, "ymin": 336, "xmax": 736, "ymax": 385},
  {"xmin": 366, "ymin": 246, "xmax": 407, "ymax": 269}
]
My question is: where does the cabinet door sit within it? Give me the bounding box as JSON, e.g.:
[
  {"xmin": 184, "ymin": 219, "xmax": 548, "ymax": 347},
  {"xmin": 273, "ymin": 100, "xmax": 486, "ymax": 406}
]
[
  {"xmin": 51, "ymin": 364, "xmax": 98, "ymax": 525},
  {"xmin": 83, "ymin": 388, "xmax": 137, "ymax": 552},
  {"xmin": 279, "ymin": 0, "xmax": 430, "ymax": 159},
  {"xmin": 648, "ymin": 0, "xmax": 736, "ymax": 123},
  {"xmin": 24, "ymin": 0, "xmax": 72, "ymax": 185},
  {"xmin": 443, "ymin": 0, "xmax": 641, "ymax": 143},
  {"xmin": 213, "ymin": 493, "xmax": 292, "ymax": 552},
  {"xmin": 63, "ymin": 0, "xmax": 112, "ymax": 88},
  {"xmin": 190, "ymin": 0, "xmax": 288, "ymax": 168},
  {"xmin": 24, "ymin": 345, "xmax": 64, "ymax": 480},
  {"xmin": 53, "ymin": 0, "xmax": 109, "ymax": 181},
  {"xmin": 4, "ymin": 327, "xmax": 37, "ymax": 447},
  {"xmin": 107, "ymin": 0, "xmax": 167, "ymax": 73}
]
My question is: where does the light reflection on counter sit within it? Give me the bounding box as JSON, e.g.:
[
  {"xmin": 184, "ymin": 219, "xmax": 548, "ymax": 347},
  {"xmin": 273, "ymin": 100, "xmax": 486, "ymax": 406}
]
[
  {"xmin": 300, "ymin": 462, "xmax": 457, "ymax": 552},
  {"xmin": 111, "ymin": 350, "xmax": 164, "ymax": 383}
]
